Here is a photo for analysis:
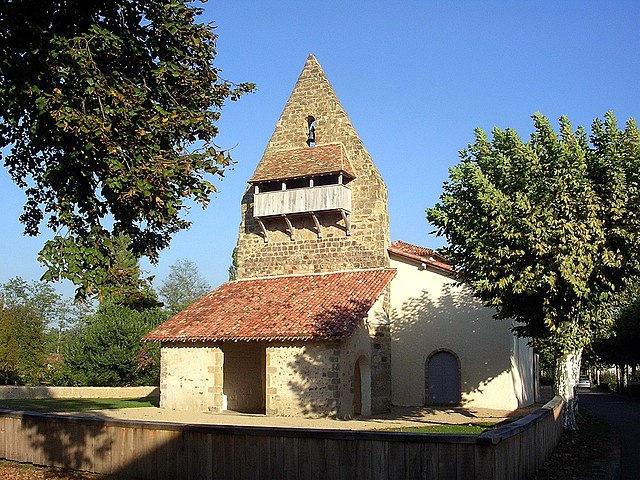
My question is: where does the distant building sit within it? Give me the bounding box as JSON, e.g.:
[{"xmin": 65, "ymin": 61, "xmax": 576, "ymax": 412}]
[{"xmin": 145, "ymin": 55, "xmax": 538, "ymax": 416}]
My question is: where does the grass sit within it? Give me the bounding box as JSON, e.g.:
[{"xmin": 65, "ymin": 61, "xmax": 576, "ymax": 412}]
[
  {"xmin": 385, "ymin": 421, "xmax": 499, "ymax": 434},
  {"xmin": 0, "ymin": 396, "xmax": 158, "ymax": 413}
]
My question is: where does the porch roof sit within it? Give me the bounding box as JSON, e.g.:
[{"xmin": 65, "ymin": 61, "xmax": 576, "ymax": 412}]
[
  {"xmin": 248, "ymin": 143, "xmax": 356, "ymax": 183},
  {"xmin": 144, "ymin": 268, "xmax": 396, "ymax": 343}
]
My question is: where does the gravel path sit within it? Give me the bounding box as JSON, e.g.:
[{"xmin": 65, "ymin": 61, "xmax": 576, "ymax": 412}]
[{"xmin": 60, "ymin": 403, "xmax": 542, "ymax": 430}]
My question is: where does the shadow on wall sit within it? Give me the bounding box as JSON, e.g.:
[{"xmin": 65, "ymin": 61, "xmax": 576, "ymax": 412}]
[
  {"xmin": 283, "ymin": 300, "xmax": 372, "ymax": 418},
  {"xmin": 391, "ymin": 283, "xmax": 530, "ymax": 408}
]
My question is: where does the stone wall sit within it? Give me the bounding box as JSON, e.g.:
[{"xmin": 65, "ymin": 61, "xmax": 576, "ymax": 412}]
[
  {"xmin": 235, "ymin": 55, "xmax": 390, "ymax": 279},
  {"xmin": 234, "ymin": 235, "xmax": 389, "ymax": 278},
  {"xmin": 0, "ymin": 386, "xmax": 158, "ymax": 400},
  {"xmin": 160, "ymin": 343, "xmax": 223, "ymax": 412},
  {"xmin": 263, "ymin": 308, "xmax": 389, "ymax": 418},
  {"xmin": 266, "ymin": 342, "xmax": 343, "ymax": 417}
]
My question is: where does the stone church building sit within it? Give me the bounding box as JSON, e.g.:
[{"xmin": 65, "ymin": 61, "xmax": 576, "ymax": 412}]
[{"xmin": 145, "ymin": 55, "xmax": 538, "ymax": 417}]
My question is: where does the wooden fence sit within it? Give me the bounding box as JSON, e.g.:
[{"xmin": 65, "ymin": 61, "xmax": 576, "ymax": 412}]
[{"xmin": 0, "ymin": 396, "xmax": 563, "ymax": 480}]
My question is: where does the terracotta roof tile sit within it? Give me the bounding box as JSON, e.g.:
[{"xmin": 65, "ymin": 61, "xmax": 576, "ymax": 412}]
[
  {"xmin": 388, "ymin": 241, "xmax": 454, "ymax": 272},
  {"xmin": 145, "ymin": 269, "xmax": 396, "ymax": 343},
  {"xmin": 249, "ymin": 143, "xmax": 356, "ymax": 183}
]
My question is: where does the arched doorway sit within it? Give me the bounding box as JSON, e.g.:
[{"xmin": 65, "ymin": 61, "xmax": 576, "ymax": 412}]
[
  {"xmin": 426, "ymin": 350, "xmax": 460, "ymax": 406},
  {"xmin": 353, "ymin": 355, "xmax": 371, "ymax": 416}
]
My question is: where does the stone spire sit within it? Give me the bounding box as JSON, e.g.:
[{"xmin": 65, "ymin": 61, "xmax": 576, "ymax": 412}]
[
  {"xmin": 235, "ymin": 55, "xmax": 390, "ymax": 279},
  {"xmin": 259, "ymin": 54, "xmax": 366, "ymax": 157}
]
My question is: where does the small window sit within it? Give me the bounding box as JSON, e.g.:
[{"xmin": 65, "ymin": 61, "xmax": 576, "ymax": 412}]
[{"xmin": 306, "ymin": 115, "xmax": 316, "ymax": 147}]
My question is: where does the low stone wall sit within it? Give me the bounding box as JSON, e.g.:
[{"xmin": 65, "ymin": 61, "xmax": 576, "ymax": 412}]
[
  {"xmin": 0, "ymin": 396, "xmax": 563, "ymax": 480},
  {"xmin": 0, "ymin": 386, "xmax": 159, "ymax": 400}
]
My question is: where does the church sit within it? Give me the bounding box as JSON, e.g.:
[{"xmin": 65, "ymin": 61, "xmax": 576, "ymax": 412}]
[{"xmin": 144, "ymin": 55, "xmax": 538, "ymax": 417}]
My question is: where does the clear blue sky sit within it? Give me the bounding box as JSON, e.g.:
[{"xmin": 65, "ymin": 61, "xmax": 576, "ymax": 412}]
[{"xmin": 1, "ymin": 1, "xmax": 639, "ymax": 299}]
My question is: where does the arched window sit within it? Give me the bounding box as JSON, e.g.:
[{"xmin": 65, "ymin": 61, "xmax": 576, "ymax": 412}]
[{"xmin": 306, "ymin": 115, "xmax": 316, "ymax": 146}]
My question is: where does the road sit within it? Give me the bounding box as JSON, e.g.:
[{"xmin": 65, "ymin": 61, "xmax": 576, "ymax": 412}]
[{"xmin": 579, "ymin": 389, "xmax": 640, "ymax": 480}]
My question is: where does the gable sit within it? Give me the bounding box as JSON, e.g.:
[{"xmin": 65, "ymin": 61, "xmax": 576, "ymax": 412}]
[{"xmin": 388, "ymin": 241, "xmax": 453, "ymax": 274}]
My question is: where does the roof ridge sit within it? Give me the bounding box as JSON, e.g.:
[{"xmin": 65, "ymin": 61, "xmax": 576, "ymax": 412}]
[
  {"xmin": 259, "ymin": 142, "xmax": 345, "ymax": 156},
  {"xmin": 230, "ymin": 267, "xmax": 395, "ymax": 284}
]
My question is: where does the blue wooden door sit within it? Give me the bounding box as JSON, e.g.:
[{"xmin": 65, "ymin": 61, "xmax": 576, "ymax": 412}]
[{"xmin": 427, "ymin": 351, "xmax": 460, "ymax": 405}]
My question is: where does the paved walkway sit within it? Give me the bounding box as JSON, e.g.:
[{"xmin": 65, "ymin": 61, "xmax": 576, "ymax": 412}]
[
  {"xmin": 580, "ymin": 389, "xmax": 638, "ymax": 480},
  {"xmin": 64, "ymin": 402, "xmax": 544, "ymax": 431}
]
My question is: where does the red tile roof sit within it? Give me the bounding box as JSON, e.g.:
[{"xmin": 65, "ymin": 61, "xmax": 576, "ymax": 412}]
[
  {"xmin": 388, "ymin": 241, "xmax": 454, "ymax": 272},
  {"xmin": 249, "ymin": 143, "xmax": 356, "ymax": 183},
  {"xmin": 145, "ymin": 269, "xmax": 396, "ymax": 343}
]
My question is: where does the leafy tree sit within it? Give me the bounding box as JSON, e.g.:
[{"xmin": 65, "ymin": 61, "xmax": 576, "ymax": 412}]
[
  {"xmin": 592, "ymin": 295, "xmax": 640, "ymax": 383},
  {"xmin": 57, "ymin": 303, "xmax": 166, "ymax": 386},
  {"xmin": 0, "ymin": 303, "xmax": 46, "ymax": 385},
  {"xmin": 159, "ymin": 258, "xmax": 210, "ymax": 315},
  {"xmin": 0, "ymin": 0, "xmax": 254, "ymax": 299},
  {"xmin": 427, "ymin": 112, "xmax": 640, "ymax": 429},
  {"xmin": 1, "ymin": 277, "xmax": 91, "ymax": 356},
  {"xmin": 97, "ymin": 234, "xmax": 160, "ymax": 310},
  {"xmin": 0, "ymin": 277, "xmax": 89, "ymax": 327}
]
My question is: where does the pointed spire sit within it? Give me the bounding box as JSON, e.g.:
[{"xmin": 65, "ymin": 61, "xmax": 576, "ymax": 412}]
[{"xmin": 259, "ymin": 55, "xmax": 357, "ymax": 157}]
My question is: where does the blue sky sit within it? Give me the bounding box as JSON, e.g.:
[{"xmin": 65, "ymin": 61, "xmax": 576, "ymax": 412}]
[{"xmin": 1, "ymin": 1, "xmax": 639, "ymax": 299}]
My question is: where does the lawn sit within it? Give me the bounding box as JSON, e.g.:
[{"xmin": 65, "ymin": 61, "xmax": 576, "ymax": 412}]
[
  {"xmin": 385, "ymin": 421, "xmax": 499, "ymax": 434},
  {"xmin": 0, "ymin": 396, "xmax": 158, "ymax": 413}
]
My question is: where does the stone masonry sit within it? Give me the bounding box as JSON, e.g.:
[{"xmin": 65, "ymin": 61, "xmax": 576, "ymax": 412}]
[
  {"xmin": 235, "ymin": 55, "xmax": 390, "ymax": 278},
  {"xmin": 232, "ymin": 55, "xmax": 394, "ymax": 415}
]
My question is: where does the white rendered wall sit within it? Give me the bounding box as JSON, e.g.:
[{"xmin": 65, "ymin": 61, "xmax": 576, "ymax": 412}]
[{"xmin": 389, "ymin": 256, "xmax": 537, "ymax": 410}]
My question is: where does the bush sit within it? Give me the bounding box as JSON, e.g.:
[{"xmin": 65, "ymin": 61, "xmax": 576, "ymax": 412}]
[
  {"xmin": 53, "ymin": 303, "xmax": 166, "ymax": 386},
  {"xmin": 599, "ymin": 371, "xmax": 617, "ymax": 391}
]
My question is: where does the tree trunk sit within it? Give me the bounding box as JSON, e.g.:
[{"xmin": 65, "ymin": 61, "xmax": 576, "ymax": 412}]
[{"xmin": 554, "ymin": 348, "xmax": 582, "ymax": 430}]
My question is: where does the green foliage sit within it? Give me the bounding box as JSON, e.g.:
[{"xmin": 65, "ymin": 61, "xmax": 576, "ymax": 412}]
[
  {"xmin": 427, "ymin": 112, "xmax": 640, "ymax": 359},
  {"xmin": 0, "ymin": 0, "xmax": 254, "ymax": 300},
  {"xmin": 158, "ymin": 258, "xmax": 210, "ymax": 315},
  {"xmin": 592, "ymin": 295, "xmax": 640, "ymax": 368},
  {"xmin": 599, "ymin": 371, "xmax": 618, "ymax": 392},
  {"xmin": 96, "ymin": 233, "xmax": 160, "ymax": 310},
  {"xmin": 0, "ymin": 277, "xmax": 91, "ymax": 329},
  {"xmin": 1, "ymin": 276, "xmax": 93, "ymax": 358},
  {"xmin": 0, "ymin": 304, "xmax": 46, "ymax": 385},
  {"xmin": 55, "ymin": 303, "xmax": 166, "ymax": 386}
]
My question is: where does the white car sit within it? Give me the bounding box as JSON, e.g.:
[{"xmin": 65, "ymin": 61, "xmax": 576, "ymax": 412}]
[{"xmin": 577, "ymin": 377, "xmax": 591, "ymax": 389}]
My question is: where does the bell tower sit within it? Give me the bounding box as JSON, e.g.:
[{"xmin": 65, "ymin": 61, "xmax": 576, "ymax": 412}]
[{"xmin": 235, "ymin": 55, "xmax": 390, "ymax": 279}]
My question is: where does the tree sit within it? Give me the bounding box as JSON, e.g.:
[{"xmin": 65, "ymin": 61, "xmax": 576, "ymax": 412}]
[
  {"xmin": 1, "ymin": 277, "xmax": 91, "ymax": 355},
  {"xmin": 592, "ymin": 294, "xmax": 640, "ymax": 385},
  {"xmin": 0, "ymin": 1, "xmax": 254, "ymax": 299},
  {"xmin": 0, "ymin": 277, "xmax": 89, "ymax": 327},
  {"xmin": 97, "ymin": 233, "xmax": 160, "ymax": 310},
  {"xmin": 57, "ymin": 303, "xmax": 166, "ymax": 386},
  {"xmin": 427, "ymin": 112, "xmax": 640, "ymax": 429},
  {"xmin": 0, "ymin": 303, "xmax": 46, "ymax": 385},
  {"xmin": 158, "ymin": 258, "xmax": 210, "ymax": 315}
]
